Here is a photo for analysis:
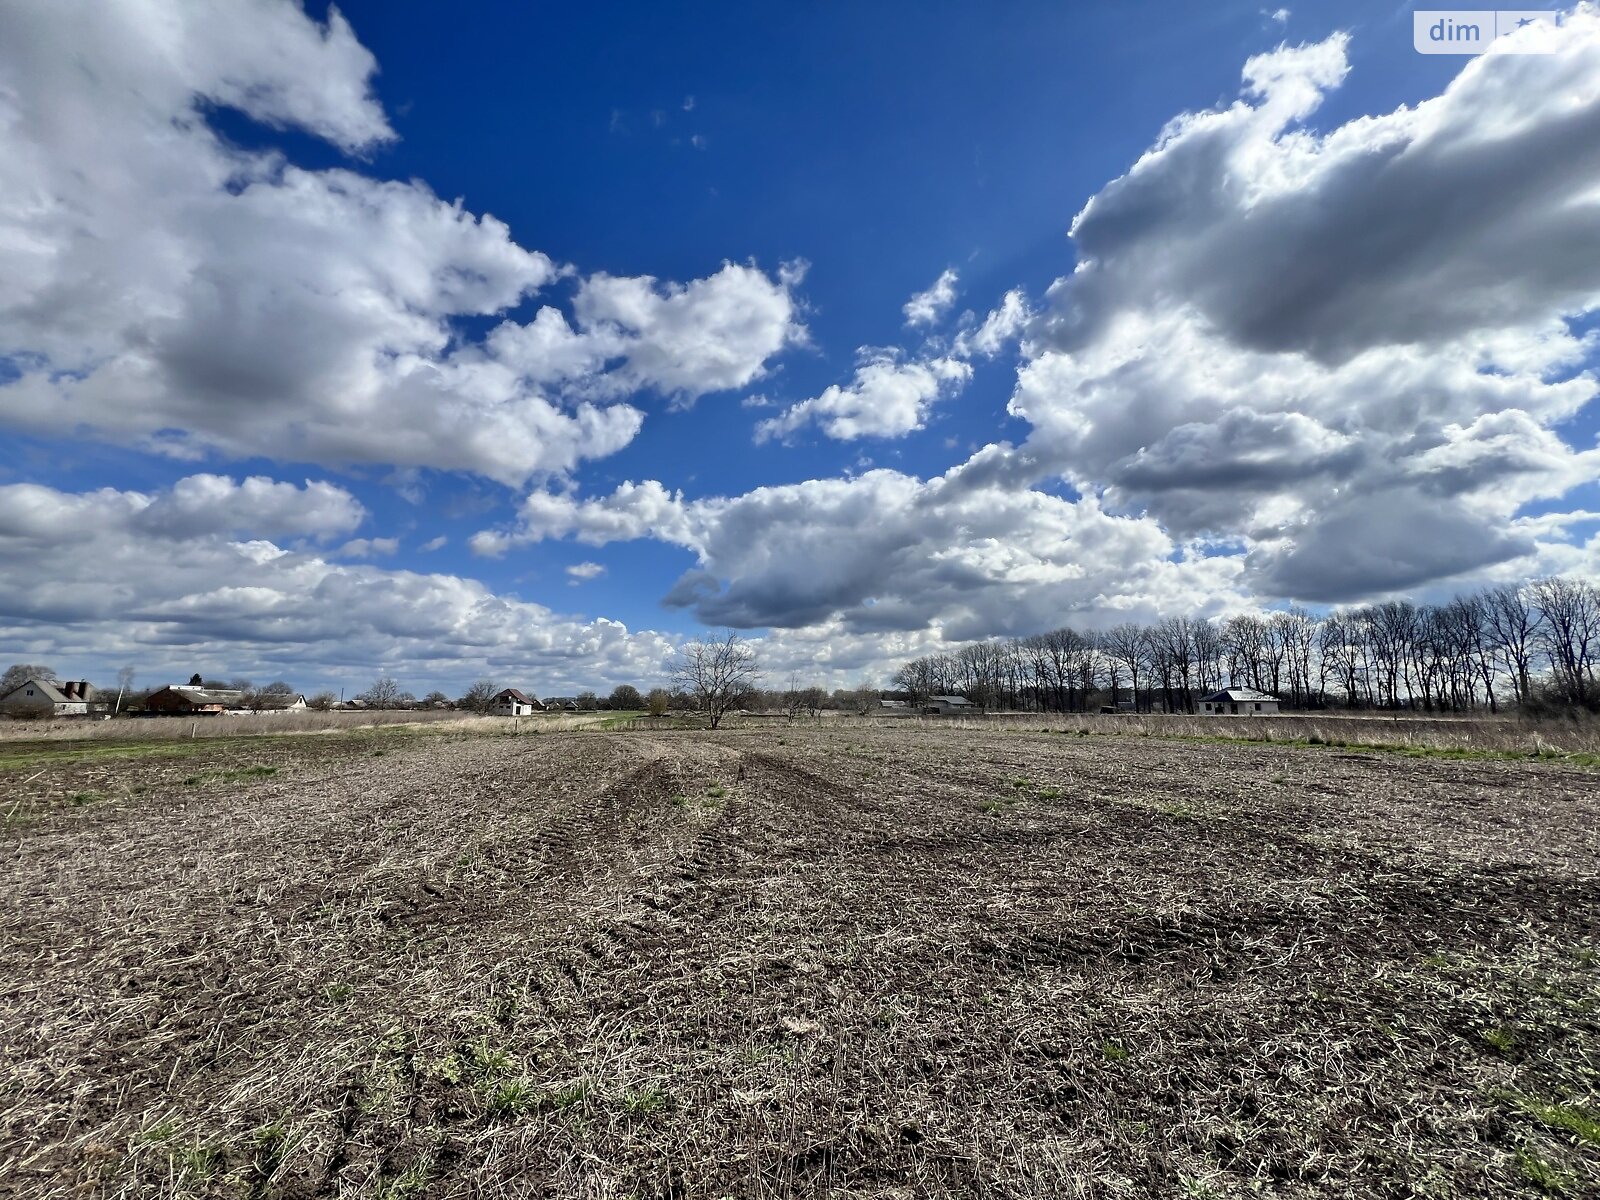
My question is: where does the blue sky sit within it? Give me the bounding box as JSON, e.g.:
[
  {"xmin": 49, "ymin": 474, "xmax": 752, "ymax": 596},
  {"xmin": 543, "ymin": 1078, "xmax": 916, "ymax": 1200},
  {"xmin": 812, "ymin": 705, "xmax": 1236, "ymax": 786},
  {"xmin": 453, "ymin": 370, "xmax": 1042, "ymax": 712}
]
[{"xmin": 1, "ymin": 2, "xmax": 1597, "ymax": 696}]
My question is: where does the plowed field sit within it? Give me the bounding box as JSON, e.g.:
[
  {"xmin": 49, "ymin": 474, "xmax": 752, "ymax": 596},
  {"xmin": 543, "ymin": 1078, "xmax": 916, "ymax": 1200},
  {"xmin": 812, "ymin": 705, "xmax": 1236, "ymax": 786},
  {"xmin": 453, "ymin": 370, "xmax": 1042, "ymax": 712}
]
[{"xmin": 2, "ymin": 727, "xmax": 1596, "ymax": 1198}]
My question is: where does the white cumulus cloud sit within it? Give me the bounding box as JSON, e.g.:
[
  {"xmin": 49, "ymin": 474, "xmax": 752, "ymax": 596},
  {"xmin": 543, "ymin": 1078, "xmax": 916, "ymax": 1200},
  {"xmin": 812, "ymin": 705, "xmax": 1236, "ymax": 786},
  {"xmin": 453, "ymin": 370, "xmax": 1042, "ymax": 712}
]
[
  {"xmin": 755, "ymin": 352, "xmax": 972, "ymax": 442},
  {"xmin": 0, "ymin": 0, "xmax": 806, "ymax": 486},
  {"xmin": 903, "ymin": 269, "xmax": 961, "ymax": 327}
]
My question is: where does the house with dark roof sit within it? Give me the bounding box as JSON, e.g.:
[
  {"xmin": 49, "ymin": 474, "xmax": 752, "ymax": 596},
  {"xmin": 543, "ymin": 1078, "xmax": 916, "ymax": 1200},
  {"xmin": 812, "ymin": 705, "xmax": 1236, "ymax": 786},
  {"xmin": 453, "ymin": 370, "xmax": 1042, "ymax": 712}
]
[
  {"xmin": 491, "ymin": 688, "xmax": 542, "ymax": 716},
  {"xmin": 542, "ymin": 696, "xmax": 581, "ymax": 712},
  {"xmin": 0, "ymin": 677, "xmax": 101, "ymax": 718},
  {"xmin": 1199, "ymin": 687, "xmax": 1282, "ymax": 715},
  {"xmin": 142, "ymin": 685, "xmax": 246, "ymax": 715},
  {"xmin": 922, "ymin": 695, "xmax": 976, "ymax": 715}
]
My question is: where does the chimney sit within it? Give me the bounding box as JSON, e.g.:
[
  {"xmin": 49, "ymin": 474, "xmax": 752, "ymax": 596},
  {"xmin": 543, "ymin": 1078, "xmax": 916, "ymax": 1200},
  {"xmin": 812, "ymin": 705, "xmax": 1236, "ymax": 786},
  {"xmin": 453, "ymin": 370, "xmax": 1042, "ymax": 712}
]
[
  {"xmin": 61, "ymin": 681, "xmax": 77, "ymax": 699},
  {"xmin": 78, "ymin": 681, "xmax": 90, "ymax": 698}
]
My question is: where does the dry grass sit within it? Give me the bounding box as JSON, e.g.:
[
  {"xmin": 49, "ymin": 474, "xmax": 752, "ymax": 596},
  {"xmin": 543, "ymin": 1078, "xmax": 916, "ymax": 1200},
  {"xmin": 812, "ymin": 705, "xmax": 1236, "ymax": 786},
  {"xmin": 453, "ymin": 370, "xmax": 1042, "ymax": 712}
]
[
  {"xmin": 845, "ymin": 711, "xmax": 1600, "ymax": 760},
  {"xmin": 2, "ymin": 726, "xmax": 1597, "ymax": 1197},
  {"xmin": 0, "ymin": 708, "xmax": 616, "ymax": 744}
]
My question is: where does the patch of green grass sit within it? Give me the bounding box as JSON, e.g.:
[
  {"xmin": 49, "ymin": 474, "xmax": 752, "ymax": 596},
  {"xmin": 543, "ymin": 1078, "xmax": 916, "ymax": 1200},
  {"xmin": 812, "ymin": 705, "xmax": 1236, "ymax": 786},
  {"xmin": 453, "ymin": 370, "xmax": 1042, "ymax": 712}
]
[
  {"xmin": 249, "ymin": 1123, "xmax": 290, "ymax": 1178},
  {"xmin": 67, "ymin": 789, "xmax": 104, "ymax": 805},
  {"xmin": 181, "ymin": 763, "xmax": 282, "ymax": 787},
  {"xmin": 549, "ymin": 1079, "xmax": 592, "ymax": 1110},
  {"xmin": 1516, "ymin": 1098, "xmax": 1600, "ymax": 1146},
  {"xmin": 1517, "ymin": 1146, "xmax": 1574, "ymax": 1194},
  {"xmin": 321, "ymin": 982, "xmax": 353, "ymax": 1004},
  {"xmin": 1178, "ymin": 1176, "xmax": 1224, "ymax": 1200},
  {"xmin": 1481, "ymin": 1026, "xmax": 1519, "ymax": 1053},
  {"xmin": 704, "ymin": 783, "xmax": 727, "ymax": 799},
  {"xmin": 375, "ymin": 1155, "xmax": 434, "ymax": 1200},
  {"xmin": 465, "ymin": 1038, "xmax": 515, "ymax": 1079},
  {"xmin": 622, "ymin": 1086, "xmax": 671, "ymax": 1116},
  {"xmin": 0, "ymin": 740, "xmax": 216, "ymax": 772},
  {"xmin": 134, "ymin": 1119, "xmax": 180, "ymax": 1146},
  {"xmin": 174, "ymin": 1138, "xmax": 224, "ymax": 1182},
  {"xmin": 485, "ymin": 1079, "xmax": 540, "ymax": 1116},
  {"xmin": 1035, "ymin": 786, "xmax": 1063, "ymax": 800},
  {"xmin": 1101, "ymin": 1041, "xmax": 1130, "ymax": 1062}
]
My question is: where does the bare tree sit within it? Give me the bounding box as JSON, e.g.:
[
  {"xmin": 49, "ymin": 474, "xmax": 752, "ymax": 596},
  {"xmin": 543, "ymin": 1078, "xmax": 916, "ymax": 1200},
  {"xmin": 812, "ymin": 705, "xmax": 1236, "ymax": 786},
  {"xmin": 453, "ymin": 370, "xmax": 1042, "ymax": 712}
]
[
  {"xmin": 114, "ymin": 665, "xmax": 136, "ymax": 716},
  {"xmin": 0, "ymin": 663, "xmax": 57, "ymax": 695},
  {"xmin": 894, "ymin": 657, "xmax": 938, "ymax": 706},
  {"xmin": 1483, "ymin": 583, "xmax": 1538, "ymax": 706},
  {"xmin": 1101, "ymin": 623, "xmax": 1149, "ymax": 712},
  {"xmin": 1531, "ymin": 577, "xmax": 1599, "ymax": 709},
  {"xmin": 240, "ymin": 679, "xmax": 296, "ymax": 712},
  {"xmin": 307, "ymin": 691, "xmax": 337, "ymax": 711},
  {"xmin": 359, "ymin": 676, "xmax": 405, "ymax": 708},
  {"xmin": 847, "ymin": 680, "xmax": 878, "ymax": 715},
  {"xmin": 459, "ymin": 679, "xmax": 498, "ymax": 714},
  {"xmin": 675, "ymin": 632, "xmax": 759, "ymax": 729}
]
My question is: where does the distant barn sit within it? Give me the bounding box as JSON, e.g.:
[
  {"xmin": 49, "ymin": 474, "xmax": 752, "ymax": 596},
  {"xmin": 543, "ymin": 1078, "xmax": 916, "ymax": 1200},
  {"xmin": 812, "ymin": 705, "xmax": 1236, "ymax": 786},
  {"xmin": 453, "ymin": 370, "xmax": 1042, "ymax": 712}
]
[
  {"xmin": 143, "ymin": 685, "xmax": 245, "ymax": 715},
  {"xmin": 1199, "ymin": 687, "xmax": 1281, "ymax": 715},
  {"xmin": 922, "ymin": 695, "xmax": 976, "ymax": 715}
]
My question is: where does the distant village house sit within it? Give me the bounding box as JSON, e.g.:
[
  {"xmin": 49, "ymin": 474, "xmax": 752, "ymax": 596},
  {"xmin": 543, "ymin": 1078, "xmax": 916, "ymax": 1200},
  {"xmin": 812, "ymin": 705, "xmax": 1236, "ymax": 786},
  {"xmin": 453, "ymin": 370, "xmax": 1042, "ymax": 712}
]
[
  {"xmin": 1199, "ymin": 687, "xmax": 1282, "ymax": 715},
  {"xmin": 491, "ymin": 688, "xmax": 542, "ymax": 716},
  {"xmin": 0, "ymin": 678, "xmax": 101, "ymax": 719}
]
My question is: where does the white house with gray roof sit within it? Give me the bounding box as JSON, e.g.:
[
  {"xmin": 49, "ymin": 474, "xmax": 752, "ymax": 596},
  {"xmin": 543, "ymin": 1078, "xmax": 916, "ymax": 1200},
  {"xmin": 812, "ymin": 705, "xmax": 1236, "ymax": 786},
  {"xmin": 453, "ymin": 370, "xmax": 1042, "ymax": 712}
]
[
  {"xmin": 1199, "ymin": 687, "xmax": 1281, "ymax": 715},
  {"xmin": 0, "ymin": 677, "xmax": 100, "ymax": 718}
]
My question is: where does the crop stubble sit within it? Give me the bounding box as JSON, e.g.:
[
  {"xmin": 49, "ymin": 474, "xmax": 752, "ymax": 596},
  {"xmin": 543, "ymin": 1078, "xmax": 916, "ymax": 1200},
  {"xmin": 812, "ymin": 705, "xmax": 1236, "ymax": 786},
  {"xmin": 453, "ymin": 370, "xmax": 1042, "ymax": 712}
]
[{"xmin": 1, "ymin": 727, "xmax": 1596, "ymax": 1198}]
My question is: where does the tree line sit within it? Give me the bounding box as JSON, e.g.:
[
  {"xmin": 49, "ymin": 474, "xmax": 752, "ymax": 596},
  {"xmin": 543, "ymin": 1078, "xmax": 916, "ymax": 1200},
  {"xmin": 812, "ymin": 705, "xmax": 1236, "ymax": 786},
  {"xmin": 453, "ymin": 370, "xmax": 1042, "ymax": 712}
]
[{"xmin": 893, "ymin": 577, "xmax": 1599, "ymax": 715}]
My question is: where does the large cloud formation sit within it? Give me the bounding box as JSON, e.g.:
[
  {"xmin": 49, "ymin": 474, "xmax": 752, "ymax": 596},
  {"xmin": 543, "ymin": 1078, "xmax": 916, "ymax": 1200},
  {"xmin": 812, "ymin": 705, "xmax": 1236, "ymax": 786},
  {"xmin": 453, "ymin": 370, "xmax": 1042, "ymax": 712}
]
[
  {"xmin": 0, "ymin": 475, "xmax": 946, "ymax": 692},
  {"xmin": 0, "ymin": 477, "xmax": 683, "ymax": 691},
  {"xmin": 6, "ymin": 4, "xmax": 1600, "ymax": 689},
  {"xmin": 1017, "ymin": 22, "xmax": 1600, "ymax": 600},
  {"xmin": 474, "ymin": 453, "xmax": 1248, "ymax": 639},
  {"xmin": 0, "ymin": 0, "xmax": 804, "ymax": 485},
  {"xmin": 494, "ymin": 17, "xmax": 1600, "ymax": 629}
]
